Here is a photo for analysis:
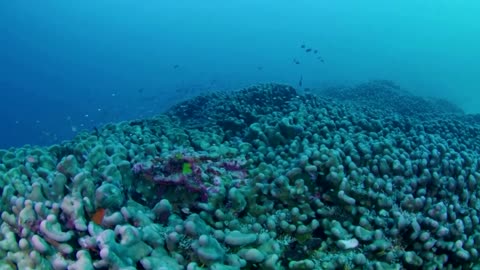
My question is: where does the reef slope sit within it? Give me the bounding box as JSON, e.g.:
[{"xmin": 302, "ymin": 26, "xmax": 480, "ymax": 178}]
[{"xmin": 1, "ymin": 81, "xmax": 480, "ymax": 269}]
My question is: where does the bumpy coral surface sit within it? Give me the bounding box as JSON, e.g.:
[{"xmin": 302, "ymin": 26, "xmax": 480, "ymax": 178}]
[{"xmin": 1, "ymin": 81, "xmax": 479, "ymax": 269}]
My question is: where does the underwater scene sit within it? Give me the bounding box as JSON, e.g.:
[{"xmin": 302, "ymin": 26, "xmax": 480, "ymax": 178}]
[{"xmin": 1, "ymin": 1, "xmax": 480, "ymax": 269}]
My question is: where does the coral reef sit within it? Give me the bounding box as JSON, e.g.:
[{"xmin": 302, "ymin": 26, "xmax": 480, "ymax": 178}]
[{"xmin": 1, "ymin": 82, "xmax": 480, "ymax": 269}]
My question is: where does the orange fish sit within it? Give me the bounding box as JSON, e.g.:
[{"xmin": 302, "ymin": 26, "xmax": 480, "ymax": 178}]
[{"xmin": 92, "ymin": 208, "xmax": 106, "ymax": 225}]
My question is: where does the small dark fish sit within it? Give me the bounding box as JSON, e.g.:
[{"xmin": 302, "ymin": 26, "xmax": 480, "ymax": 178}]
[
  {"xmin": 305, "ymin": 48, "xmax": 312, "ymax": 53},
  {"xmin": 173, "ymin": 64, "xmax": 179, "ymax": 69},
  {"xmin": 298, "ymin": 75, "xmax": 303, "ymax": 87},
  {"xmin": 317, "ymin": 56, "xmax": 324, "ymax": 62},
  {"xmin": 257, "ymin": 66, "xmax": 263, "ymax": 71},
  {"xmin": 293, "ymin": 59, "xmax": 300, "ymax": 65},
  {"xmin": 138, "ymin": 88, "xmax": 144, "ymax": 93},
  {"xmin": 313, "ymin": 50, "xmax": 318, "ymax": 54},
  {"xmin": 300, "ymin": 44, "xmax": 306, "ymax": 49},
  {"xmin": 93, "ymin": 126, "xmax": 100, "ymax": 137}
]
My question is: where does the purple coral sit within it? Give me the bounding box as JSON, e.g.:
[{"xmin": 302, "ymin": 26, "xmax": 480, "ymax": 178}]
[
  {"xmin": 131, "ymin": 152, "xmax": 246, "ymax": 203},
  {"xmin": 132, "ymin": 162, "xmax": 144, "ymax": 174},
  {"xmin": 221, "ymin": 160, "xmax": 244, "ymax": 171}
]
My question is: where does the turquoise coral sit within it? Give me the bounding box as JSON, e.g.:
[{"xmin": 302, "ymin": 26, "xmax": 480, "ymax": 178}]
[{"xmin": 0, "ymin": 82, "xmax": 479, "ymax": 269}]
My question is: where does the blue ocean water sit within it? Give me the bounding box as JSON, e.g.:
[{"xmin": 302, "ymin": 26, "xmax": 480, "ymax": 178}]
[{"xmin": 1, "ymin": 0, "xmax": 479, "ymax": 149}]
